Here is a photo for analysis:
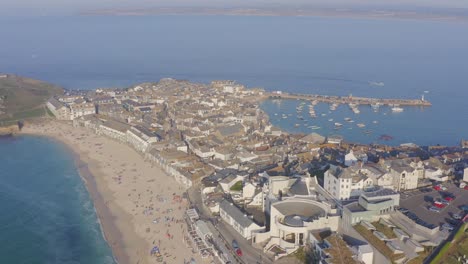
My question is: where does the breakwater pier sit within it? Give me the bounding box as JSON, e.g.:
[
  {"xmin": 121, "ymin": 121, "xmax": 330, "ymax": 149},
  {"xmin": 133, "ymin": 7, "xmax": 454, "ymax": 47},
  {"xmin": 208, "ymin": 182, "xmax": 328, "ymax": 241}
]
[{"xmin": 267, "ymin": 92, "xmax": 431, "ymax": 107}]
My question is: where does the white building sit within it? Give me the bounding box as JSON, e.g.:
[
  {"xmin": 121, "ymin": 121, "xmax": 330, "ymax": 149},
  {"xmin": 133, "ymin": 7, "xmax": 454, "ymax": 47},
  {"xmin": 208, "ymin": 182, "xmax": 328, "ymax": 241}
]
[
  {"xmin": 341, "ymin": 188, "xmax": 400, "ymax": 227},
  {"xmin": 324, "ymin": 165, "xmax": 373, "ymax": 200},
  {"xmin": 47, "ymin": 98, "xmax": 71, "ymax": 120},
  {"xmin": 219, "ymin": 200, "xmax": 265, "ymax": 240},
  {"xmin": 344, "ymin": 150, "xmax": 368, "ymax": 167},
  {"xmin": 126, "ymin": 126, "xmax": 161, "ymax": 153},
  {"xmin": 99, "ymin": 120, "xmax": 130, "ymax": 143},
  {"xmin": 69, "ymin": 102, "xmax": 95, "ymax": 119},
  {"xmin": 255, "ymin": 198, "xmax": 340, "ymax": 255}
]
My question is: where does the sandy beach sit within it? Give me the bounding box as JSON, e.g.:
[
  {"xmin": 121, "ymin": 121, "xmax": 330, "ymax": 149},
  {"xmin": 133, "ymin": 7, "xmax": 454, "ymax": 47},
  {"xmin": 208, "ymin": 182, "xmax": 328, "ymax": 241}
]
[{"xmin": 22, "ymin": 120, "xmax": 203, "ymax": 264}]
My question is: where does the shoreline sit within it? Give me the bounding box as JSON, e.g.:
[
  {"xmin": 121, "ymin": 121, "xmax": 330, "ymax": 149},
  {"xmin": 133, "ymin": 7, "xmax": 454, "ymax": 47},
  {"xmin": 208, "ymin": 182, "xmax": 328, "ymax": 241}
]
[
  {"xmin": 21, "ymin": 119, "xmax": 201, "ymax": 264},
  {"xmin": 21, "ymin": 128, "xmax": 131, "ymax": 264}
]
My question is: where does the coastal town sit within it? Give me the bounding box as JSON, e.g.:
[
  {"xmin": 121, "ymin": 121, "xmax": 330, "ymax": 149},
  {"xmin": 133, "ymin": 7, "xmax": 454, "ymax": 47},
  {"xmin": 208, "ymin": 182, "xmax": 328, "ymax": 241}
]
[{"xmin": 42, "ymin": 78, "xmax": 468, "ymax": 264}]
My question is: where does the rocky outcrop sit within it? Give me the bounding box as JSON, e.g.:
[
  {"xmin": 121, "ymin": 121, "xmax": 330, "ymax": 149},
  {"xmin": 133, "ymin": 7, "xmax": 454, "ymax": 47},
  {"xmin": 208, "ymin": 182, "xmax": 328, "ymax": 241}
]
[{"xmin": 0, "ymin": 124, "xmax": 20, "ymax": 136}]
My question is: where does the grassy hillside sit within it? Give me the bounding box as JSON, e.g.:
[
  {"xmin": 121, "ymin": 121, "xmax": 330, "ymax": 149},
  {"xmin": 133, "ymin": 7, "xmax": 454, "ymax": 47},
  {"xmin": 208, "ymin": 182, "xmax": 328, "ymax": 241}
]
[{"xmin": 0, "ymin": 74, "xmax": 63, "ymax": 124}]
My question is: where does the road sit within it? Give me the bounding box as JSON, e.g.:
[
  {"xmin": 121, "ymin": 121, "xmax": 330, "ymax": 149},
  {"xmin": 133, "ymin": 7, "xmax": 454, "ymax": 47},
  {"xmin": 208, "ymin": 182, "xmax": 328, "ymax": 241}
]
[{"xmin": 187, "ymin": 185, "xmax": 274, "ymax": 264}]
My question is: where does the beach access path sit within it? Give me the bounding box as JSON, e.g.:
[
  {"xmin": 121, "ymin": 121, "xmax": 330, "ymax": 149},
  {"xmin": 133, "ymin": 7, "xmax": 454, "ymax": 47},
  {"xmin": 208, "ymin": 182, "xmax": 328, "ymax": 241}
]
[{"xmin": 22, "ymin": 120, "xmax": 203, "ymax": 264}]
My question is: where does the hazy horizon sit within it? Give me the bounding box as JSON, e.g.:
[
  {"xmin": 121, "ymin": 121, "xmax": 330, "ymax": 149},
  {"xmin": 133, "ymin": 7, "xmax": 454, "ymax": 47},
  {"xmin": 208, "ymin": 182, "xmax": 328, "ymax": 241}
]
[{"xmin": 2, "ymin": 0, "xmax": 468, "ymax": 16}]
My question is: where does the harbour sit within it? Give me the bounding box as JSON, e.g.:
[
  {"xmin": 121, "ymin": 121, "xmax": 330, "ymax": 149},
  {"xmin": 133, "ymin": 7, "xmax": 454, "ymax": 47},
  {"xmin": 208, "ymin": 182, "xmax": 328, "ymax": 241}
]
[{"xmin": 268, "ymin": 92, "xmax": 431, "ymax": 107}]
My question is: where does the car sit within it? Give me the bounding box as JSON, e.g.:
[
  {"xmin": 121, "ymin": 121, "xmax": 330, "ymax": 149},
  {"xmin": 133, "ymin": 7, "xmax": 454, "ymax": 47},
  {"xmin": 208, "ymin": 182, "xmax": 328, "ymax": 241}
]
[
  {"xmin": 453, "ymin": 213, "xmax": 463, "ymax": 220},
  {"xmin": 434, "ymin": 202, "xmax": 446, "ymax": 208},
  {"xmin": 464, "ymin": 185, "xmax": 468, "ymax": 190},
  {"xmin": 441, "ymin": 200, "xmax": 450, "ymax": 206},
  {"xmin": 441, "ymin": 223, "xmax": 454, "ymax": 231},
  {"xmin": 444, "ymin": 196, "xmax": 455, "ymax": 202},
  {"xmin": 235, "ymin": 248, "xmax": 242, "ymax": 257},
  {"xmin": 460, "ymin": 205, "xmax": 468, "ymax": 211},
  {"xmin": 231, "ymin": 240, "xmax": 239, "ymax": 249},
  {"xmin": 433, "ymin": 185, "xmax": 442, "ymax": 191},
  {"xmin": 398, "ymin": 208, "xmax": 409, "ymax": 213},
  {"xmin": 429, "ymin": 206, "xmax": 441, "ymax": 212}
]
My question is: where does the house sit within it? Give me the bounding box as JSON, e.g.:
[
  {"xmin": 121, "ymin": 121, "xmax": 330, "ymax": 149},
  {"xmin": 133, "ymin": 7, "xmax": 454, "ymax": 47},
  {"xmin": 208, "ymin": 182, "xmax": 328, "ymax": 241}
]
[
  {"xmin": 46, "ymin": 98, "xmax": 71, "ymax": 120},
  {"xmin": 99, "ymin": 119, "xmax": 130, "ymax": 143},
  {"xmin": 126, "ymin": 126, "xmax": 161, "ymax": 153},
  {"xmin": 219, "ymin": 200, "xmax": 265, "ymax": 240},
  {"xmin": 69, "ymin": 101, "xmax": 95, "ymax": 119},
  {"xmin": 219, "ymin": 173, "xmax": 247, "ymax": 193},
  {"xmin": 359, "ymin": 164, "xmax": 394, "ymax": 190},
  {"xmin": 385, "ymin": 160, "xmax": 420, "ymax": 191},
  {"xmin": 324, "ymin": 165, "xmax": 374, "ymax": 200},
  {"xmin": 345, "ymin": 150, "xmax": 368, "ymax": 167}
]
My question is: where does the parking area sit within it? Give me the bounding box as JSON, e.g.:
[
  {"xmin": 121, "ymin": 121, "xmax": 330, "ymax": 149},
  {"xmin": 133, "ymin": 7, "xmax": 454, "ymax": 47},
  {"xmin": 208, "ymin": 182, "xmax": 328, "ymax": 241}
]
[{"xmin": 400, "ymin": 183, "xmax": 468, "ymax": 228}]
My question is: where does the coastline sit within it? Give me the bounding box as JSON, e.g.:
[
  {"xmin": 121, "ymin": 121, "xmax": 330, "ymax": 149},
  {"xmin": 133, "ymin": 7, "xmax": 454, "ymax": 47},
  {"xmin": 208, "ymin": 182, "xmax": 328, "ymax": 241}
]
[{"xmin": 22, "ymin": 119, "xmax": 201, "ymax": 264}]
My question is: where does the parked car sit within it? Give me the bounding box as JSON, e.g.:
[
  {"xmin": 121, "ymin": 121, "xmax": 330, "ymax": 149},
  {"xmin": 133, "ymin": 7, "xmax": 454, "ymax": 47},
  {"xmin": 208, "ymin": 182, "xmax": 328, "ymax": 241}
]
[
  {"xmin": 460, "ymin": 205, "xmax": 468, "ymax": 211},
  {"xmin": 429, "ymin": 206, "xmax": 441, "ymax": 212},
  {"xmin": 231, "ymin": 240, "xmax": 239, "ymax": 249},
  {"xmin": 235, "ymin": 248, "xmax": 243, "ymax": 257},
  {"xmin": 444, "ymin": 196, "xmax": 455, "ymax": 202},
  {"xmin": 398, "ymin": 207, "xmax": 409, "ymax": 214},
  {"xmin": 433, "ymin": 185, "xmax": 442, "ymax": 191},
  {"xmin": 453, "ymin": 212, "xmax": 463, "ymax": 220},
  {"xmin": 441, "ymin": 223, "xmax": 454, "ymax": 231},
  {"xmin": 434, "ymin": 202, "xmax": 446, "ymax": 208}
]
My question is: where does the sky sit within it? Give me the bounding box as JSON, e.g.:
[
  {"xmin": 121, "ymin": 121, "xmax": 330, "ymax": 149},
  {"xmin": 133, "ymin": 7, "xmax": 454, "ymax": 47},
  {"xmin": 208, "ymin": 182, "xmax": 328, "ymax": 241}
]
[{"xmin": 2, "ymin": 0, "xmax": 468, "ymax": 15}]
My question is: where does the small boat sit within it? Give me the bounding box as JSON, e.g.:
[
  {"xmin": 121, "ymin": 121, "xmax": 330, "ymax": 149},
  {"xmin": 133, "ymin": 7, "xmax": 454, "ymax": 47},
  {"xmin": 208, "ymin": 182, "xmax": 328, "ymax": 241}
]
[
  {"xmin": 295, "ymin": 124, "xmax": 300, "ymax": 127},
  {"xmin": 372, "ymin": 120, "xmax": 378, "ymax": 124},
  {"xmin": 328, "ymin": 118, "xmax": 334, "ymax": 122},
  {"xmin": 321, "ymin": 113, "xmax": 326, "ymax": 116},
  {"xmin": 334, "ymin": 122, "xmax": 343, "ymax": 127},
  {"xmin": 357, "ymin": 123, "xmax": 366, "ymax": 128},
  {"xmin": 344, "ymin": 117, "xmax": 352, "ymax": 122},
  {"xmin": 369, "ymin": 81, "xmax": 385, "ymax": 87},
  {"xmin": 391, "ymin": 107, "xmax": 404, "ymax": 112},
  {"xmin": 274, "ymin": 113, "xmax": 278, "ymax": 116},
  {"xmin": 310, "ymin": 126, "xmax": 321, "ymax": 130},
  {"xmin": 364, "ymin": 130, "xmax": 373, "ymax": 134}
]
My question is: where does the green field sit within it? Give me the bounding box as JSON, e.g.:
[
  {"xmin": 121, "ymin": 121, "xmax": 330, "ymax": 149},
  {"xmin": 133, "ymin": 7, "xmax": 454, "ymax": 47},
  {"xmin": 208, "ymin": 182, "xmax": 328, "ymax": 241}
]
[{"xmin": 0, "ymin": 74, "xmax": 63, "ymax": 123}]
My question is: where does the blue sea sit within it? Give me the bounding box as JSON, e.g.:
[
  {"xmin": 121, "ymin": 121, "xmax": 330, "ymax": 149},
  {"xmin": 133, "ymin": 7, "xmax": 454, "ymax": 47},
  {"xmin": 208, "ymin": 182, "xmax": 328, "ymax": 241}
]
[
  {"xmin": 0, "ymin": 14, "xmax": 467, "ymax": 263},
  {"xmin": 0, "ymin": 136, "xmax": 116, "ymax": 264},
  {"xmin": 1, "ymin": 15, "xmax": 467, "ymax": 146}
]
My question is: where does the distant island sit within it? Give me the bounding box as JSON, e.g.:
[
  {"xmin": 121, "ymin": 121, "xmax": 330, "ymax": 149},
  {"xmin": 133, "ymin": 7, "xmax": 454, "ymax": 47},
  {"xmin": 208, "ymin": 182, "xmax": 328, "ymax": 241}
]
[{"xmin": 81, "ymin": 6, "xmax": 468, "ymax": 22}]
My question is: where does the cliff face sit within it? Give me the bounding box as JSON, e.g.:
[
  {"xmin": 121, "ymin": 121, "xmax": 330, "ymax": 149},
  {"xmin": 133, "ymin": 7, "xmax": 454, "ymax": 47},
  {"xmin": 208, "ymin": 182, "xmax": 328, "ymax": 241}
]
[{"xmin": 0, "ymin": 124, "xmax": 20, "ymax": 136}]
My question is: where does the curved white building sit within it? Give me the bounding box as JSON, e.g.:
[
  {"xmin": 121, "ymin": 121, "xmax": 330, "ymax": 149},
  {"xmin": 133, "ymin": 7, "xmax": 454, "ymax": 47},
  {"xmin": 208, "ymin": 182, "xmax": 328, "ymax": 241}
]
[{"xmin": 257, "ymin": 198, "xmax": 340, "ymax": 255}]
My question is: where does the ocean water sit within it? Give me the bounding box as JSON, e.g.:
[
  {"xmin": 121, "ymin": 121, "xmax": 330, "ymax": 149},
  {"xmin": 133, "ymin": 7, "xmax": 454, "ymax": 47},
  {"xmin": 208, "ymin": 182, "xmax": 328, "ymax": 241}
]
[
  {"xmin": 0, "ymin": 136, "xmax": 116, "ymax": 264},
  {"xmin": 0, "ymin": 15, "xmax": 467, "ymax": 145}
]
